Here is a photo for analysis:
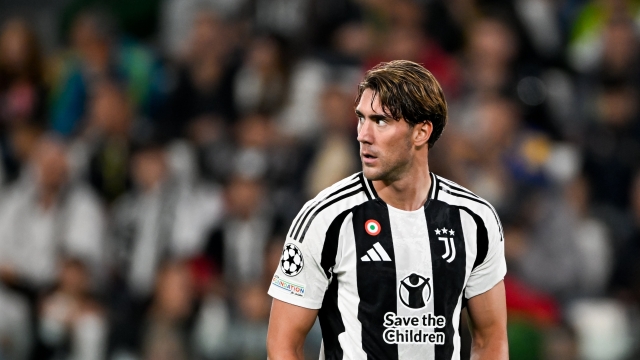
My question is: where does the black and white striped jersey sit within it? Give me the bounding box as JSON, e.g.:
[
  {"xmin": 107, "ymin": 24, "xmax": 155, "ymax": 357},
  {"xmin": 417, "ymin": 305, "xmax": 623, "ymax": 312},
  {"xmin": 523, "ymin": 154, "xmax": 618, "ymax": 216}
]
[{"xmin": 268, "ymin": 172, "xmax": 506, "ymax": 360}]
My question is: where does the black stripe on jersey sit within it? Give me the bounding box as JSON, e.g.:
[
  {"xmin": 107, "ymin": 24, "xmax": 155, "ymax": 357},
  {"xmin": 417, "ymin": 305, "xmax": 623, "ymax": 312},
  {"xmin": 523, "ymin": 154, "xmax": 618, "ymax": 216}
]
[
  {"xmin": 365, "ymin": 178, "xmax": 379, "ymax": 199},
  {"xmin": 288, "ymin": 201, "xmax": 314, "ymax": 239},
  {"xmin": 424, "ymin": 200, "xmax": 467, "ymax": 360},
  {"xmin": 321, "ymin": 209, "xmax": 352, "ymax": 278},
  {"xmin": 432, "ymin": 173, "xmax": 441, "ymax": 200},
  {"xmin": 291, "ymin": 175, "xmax": 360, "ymax": 240},
  {"xmin": 289, "ymin": 174, "xmax": 359, "ymax": 239},
  {"xmin": 352, "ymin": 200, "xmax": 397, "ymax": 360},
  {"xmin": 429, "ymin": 172, "xmax": 437, "ymax": 199},
  {"xmin": 459, "ymin": 207, "xmax": 489, "ymax": 270},
  {"xmin": 320, "ymin": 272, "xmax": 345, "ymax": 360},
  {"xmin": 318, "ymin": 209, "xmax": 352, "ymax": 360},
  {"xmin": 359, "ymin": 173, "xmax": 372, "ymax": 201},
  {"xmin": 438, "ymin": 177, "xmax": 476, "ymax": 198},
  {"xmin": 298, "ymin": 187, "xmax": 363, "ymax": 243},
  {"xmin": 437, "ymin": 185, "xmax": 503, "ymax": 242},
  {"xmin": 437, "ymin": 179, "xmax": 503, "ymax": 239}
]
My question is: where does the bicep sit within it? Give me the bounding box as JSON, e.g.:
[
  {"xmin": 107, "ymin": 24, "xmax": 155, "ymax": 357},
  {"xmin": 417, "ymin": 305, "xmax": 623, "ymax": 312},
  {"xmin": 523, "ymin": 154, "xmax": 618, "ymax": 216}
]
[
  {"xmin": 466, "ymin": 280, "xmax": 507, "ymax": 344},
  {"xmin": 267, "ymin": 299, "xmax": 319, "ymax": 359}
]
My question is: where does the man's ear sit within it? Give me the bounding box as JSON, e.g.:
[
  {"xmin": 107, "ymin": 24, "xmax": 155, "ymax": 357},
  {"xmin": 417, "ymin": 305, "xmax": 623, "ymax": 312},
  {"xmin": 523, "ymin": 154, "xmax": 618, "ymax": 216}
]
[{"xmin": 413, "ymin": 121, "xmax": 433, "ymax": 147}]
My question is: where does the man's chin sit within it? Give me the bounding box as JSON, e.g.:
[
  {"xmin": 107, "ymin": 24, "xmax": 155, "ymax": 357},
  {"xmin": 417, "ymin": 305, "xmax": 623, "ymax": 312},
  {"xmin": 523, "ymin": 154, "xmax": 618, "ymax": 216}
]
[{"xmin": 362, "ymin": 166, "xmax": 384, "ymax": 181}]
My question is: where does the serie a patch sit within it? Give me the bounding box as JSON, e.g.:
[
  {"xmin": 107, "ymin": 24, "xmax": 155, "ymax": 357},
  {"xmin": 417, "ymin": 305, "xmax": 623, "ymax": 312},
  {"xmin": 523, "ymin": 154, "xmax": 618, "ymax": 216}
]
[{"xmin": 271, "ymin": 275, "xmax": 306, "ymax": 297}]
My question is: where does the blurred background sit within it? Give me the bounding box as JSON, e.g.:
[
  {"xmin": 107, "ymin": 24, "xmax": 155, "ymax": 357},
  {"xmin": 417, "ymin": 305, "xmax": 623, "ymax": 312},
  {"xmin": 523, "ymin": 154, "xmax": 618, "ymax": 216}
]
[{"xmin": 0, "ymin": 0, "xmax": 639, "ymax": 359}]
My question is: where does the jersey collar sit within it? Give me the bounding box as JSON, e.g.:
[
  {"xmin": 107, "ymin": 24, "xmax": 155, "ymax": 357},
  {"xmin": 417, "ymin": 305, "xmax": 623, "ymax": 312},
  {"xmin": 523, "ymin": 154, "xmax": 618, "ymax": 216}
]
[{"xmin": 363, "ymin": 171, "xmax": 437, "ymax": 208}]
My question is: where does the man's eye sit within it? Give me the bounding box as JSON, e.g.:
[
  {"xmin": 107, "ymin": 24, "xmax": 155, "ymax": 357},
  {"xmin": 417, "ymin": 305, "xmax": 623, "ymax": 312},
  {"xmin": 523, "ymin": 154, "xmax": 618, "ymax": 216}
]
[
  {"xmin": 358, "ymin": 116, "xmax": 365, "ymax": 123},
  {"xmin": 376, "ymin": 119, "xmax": 387, "ymax": 125}
]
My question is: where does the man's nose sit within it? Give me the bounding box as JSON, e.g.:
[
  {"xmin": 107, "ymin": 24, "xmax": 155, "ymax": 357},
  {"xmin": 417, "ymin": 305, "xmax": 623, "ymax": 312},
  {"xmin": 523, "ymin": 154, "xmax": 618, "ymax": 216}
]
[{"xmin": 357, "ymin": 120, "xmax": 372, "ymax": 144}]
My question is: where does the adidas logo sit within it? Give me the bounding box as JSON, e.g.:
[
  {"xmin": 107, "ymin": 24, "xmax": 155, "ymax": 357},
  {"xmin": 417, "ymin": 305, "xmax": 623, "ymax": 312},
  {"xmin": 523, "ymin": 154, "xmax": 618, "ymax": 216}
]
[{"xmin": 361, "ymin": 242, "xmax": 392, "ymax": 262}]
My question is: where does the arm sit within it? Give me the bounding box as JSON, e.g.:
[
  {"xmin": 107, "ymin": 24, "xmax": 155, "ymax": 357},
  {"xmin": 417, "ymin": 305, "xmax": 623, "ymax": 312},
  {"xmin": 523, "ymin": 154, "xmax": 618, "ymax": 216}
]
[
  {"xmin": 267, "ymin": 299, "xmax": 318, "ymax": 360},
  {"xmin": 467, "ymin": 280, "xmax": 508, "ymax": 360}
]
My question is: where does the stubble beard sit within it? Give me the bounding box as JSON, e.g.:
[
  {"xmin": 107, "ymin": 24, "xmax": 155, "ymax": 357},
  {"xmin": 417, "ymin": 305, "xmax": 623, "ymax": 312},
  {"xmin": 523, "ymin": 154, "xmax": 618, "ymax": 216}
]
[{"xmin": 362, "ymin": 140, "xmax": 413, "ymax": 183}]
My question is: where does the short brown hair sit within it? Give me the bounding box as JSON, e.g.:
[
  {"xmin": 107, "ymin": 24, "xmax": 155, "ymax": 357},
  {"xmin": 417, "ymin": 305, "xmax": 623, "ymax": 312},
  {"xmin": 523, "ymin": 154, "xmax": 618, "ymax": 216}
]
[{"xmin": 355, "ymin": 60, "xmax": 448, "ymax": 148}]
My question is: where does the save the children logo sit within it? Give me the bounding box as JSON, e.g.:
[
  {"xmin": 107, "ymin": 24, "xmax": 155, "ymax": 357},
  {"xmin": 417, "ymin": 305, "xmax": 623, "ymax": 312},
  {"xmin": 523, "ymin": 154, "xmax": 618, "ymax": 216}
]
[
  {"xmin": 382, "ymin": 273, "xmax": 444, "ymax": 344},
  {"xmin": 382, "ymin": 312, "xmax": 446, "ymax": 345},
  {"xmin": 399, "ymin": 273, "xmax": 432, "ymax": 309}
]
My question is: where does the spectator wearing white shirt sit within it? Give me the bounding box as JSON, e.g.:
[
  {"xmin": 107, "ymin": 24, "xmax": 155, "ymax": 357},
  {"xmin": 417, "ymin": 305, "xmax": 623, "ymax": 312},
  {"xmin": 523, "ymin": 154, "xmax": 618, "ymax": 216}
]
[
  {"xmin": 0, "ymin": 135, "xmax": 106, "ymax": 359},
  {"xmin": 0, "ymin": 135, "xmax": 105, "ymax": 289},
  {"xmin": 111, "ymin": 142, "xmax": 223, "ymax": 298}
]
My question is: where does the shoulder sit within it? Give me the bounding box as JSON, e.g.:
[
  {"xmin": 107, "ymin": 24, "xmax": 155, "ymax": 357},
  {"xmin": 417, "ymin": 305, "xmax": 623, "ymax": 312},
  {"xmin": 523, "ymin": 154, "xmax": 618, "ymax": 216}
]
[
  {"xmin": 431, "ymin": 174, "xmax": 503, "ymax": 239},
  {"xmin": 67, "ymin": 183, "xmax": 101, "ymax": 205},
  {"xmin": 288, "ymin": 172, "xmax": 374, "ymax": 244},
  {"xmin": 0, "ymin": 181, "xmax": 33, "ymax": 218},
  {"xmin": 65, "ymin": 184, "xmax": 105, "ymax": 218}
]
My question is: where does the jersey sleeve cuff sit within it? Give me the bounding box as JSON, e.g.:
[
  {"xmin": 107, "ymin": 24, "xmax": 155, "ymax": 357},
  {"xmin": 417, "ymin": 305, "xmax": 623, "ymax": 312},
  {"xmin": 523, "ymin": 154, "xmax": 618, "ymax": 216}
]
[
  {"xmin": 464, "ymin": 265, "xmax": 506, "ymax": 299},
  {"xmin": 268, "ymin": 287, "xmax": 323, "ymax": 310}
]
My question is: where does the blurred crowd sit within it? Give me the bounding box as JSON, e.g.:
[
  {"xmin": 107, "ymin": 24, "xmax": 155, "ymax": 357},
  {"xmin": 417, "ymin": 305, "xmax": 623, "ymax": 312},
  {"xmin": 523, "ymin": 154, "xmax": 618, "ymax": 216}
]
[{"xmin": 0, "ymin": 0, "xmax": 640, "ymax": 359}]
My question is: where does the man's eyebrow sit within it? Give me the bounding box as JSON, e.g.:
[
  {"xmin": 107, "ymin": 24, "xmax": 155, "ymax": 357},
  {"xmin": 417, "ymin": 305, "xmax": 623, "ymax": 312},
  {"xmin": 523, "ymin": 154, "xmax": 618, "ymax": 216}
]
[{"xmin": 355, "ymin": 109, "xmax": 388, "ymax": 120}]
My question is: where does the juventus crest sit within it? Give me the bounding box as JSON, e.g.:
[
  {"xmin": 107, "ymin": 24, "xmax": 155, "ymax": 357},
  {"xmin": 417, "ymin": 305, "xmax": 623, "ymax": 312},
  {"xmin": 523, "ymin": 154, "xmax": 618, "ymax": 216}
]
[{"xmin": 435, "ymin": 227, "xmax": 456, "ymax": 263}]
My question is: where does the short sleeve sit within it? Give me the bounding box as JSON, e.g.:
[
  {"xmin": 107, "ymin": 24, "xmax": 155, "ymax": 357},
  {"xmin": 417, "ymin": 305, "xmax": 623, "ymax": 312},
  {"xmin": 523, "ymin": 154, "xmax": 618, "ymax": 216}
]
[
  {"xmin": 268, "ymin": 211, "xmax": 332, "ymax": 309},
  {"xmin": 464, "ymin": 211, "xmax": 507, "ymax": 299},
  {"xmin": 268, "ymin": 173, "xmax": 361, "ymax": 309}
]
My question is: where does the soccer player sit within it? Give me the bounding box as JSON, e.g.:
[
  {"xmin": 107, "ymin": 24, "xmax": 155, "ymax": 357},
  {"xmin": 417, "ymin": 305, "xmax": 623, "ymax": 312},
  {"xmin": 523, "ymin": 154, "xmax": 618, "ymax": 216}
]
[{"xmin": 267, "ymin": 60, "xmax": 508, "ymax": 360}]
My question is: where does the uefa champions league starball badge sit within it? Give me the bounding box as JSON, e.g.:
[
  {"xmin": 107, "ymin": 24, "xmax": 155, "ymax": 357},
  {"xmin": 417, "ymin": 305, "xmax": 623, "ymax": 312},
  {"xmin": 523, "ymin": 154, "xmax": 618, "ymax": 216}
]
[{"xmin": 281, "ymin": 243, "xmax": 304, "ymax": 276}]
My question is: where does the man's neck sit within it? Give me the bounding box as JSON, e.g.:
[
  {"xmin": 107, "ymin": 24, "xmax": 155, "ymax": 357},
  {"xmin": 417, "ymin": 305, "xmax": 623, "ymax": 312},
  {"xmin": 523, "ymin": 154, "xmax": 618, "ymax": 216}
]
[
  {"xmin": 372, "ymin": 164, "xmax": 432, "ymax": 211},
  {"xmin": 39, "ymin": 188, "xmax": 60, "ymax": 211}
]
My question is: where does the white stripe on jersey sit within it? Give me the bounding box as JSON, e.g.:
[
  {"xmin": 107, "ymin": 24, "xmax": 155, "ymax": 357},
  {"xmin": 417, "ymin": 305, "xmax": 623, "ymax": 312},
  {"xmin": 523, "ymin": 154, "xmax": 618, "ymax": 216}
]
[
  {"xmin": 363, "ymin": 176, "xmax": 376, "ymax": 199},
  {"xmin": 437, "ymin": 176, "xmax": 504, "ymax": 238},
  {"xmin": 334, "ymin": 212, "xmax": 368, "ymax": 360},
  {"xmin": 429, "ymin": 172, "xmax": 438, "ymax": 199},
  {"xmin": 373, "ymin": 243, "xmax": 392, "ymax": 261},
  {"xmin": 290, "ymin": 176, "xmax": 362, "ymax": 241},
  {"xmin": 387, "ymin": 205, "xmax": 436, "ymax": 359},
  {"xmin": 435, "ymin": 178, "xmax": 502, "ymax": 245},
  {"xmin": 452, "ymin": 209, "xmax": 479, "ymax": 360},
  {"xmin": 289, "ymin": 173, "xmax": 361, "ymax": 239}
]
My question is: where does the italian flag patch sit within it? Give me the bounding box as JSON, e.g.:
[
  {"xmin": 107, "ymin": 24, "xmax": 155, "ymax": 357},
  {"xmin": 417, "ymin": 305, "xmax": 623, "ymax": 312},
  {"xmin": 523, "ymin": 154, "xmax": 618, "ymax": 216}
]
[{"xmin": 365, "ymin": 219, "xmax": 381, "ymax": 236}]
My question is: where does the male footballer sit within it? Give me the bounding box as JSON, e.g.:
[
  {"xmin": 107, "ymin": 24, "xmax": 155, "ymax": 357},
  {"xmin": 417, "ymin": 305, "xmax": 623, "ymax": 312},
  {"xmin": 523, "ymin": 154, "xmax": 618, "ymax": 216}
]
[{"xmin": 267, "ymin": 60, "xmax": 508, "ymax": 360}]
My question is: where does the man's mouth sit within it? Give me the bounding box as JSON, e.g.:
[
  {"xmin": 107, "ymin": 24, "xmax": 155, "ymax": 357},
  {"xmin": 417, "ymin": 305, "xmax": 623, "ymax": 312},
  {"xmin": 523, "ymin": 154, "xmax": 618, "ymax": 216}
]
[{"xmin": 362, "ymin": 152, "xmax": 378, "ymax": 164}]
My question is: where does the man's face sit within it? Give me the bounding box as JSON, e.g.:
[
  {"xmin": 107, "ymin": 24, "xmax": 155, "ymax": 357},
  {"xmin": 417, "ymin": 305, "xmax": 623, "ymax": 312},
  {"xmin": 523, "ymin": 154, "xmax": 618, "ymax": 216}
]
[
  {"xmin": 356, "ymin": 88, "xmax": 414, "ymax": 181},
  {"xmin": 34, "ymin": 139, "xmax": 69, "ymax": 192}
]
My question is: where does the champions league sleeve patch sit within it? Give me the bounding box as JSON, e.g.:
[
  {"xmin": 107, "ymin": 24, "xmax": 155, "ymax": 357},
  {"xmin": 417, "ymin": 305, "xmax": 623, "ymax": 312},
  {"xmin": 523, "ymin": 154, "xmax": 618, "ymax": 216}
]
[{"xmin": 280, "ymin": 243, "xmax": 304, "ymax": 276}]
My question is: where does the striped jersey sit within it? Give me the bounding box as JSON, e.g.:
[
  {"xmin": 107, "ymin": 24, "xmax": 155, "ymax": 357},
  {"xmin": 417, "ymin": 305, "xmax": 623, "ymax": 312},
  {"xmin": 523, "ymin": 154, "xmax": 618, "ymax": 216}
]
[{"xmin": 268, "ymin": 172, "xmax": 506, "ymax": 360}]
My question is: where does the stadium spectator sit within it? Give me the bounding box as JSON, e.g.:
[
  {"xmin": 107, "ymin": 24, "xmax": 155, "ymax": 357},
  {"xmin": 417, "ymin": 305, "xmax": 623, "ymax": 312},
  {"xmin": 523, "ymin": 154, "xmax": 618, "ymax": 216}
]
[
  {"xmin": 0, "ymin": 18, "xmax": 47, "ymax": 126},
  {"xmin": 303, "ymin": 83, "xmax": 359, "ymax": 198},
  {"xmin": 70, "ymin": 81, "xmax": 137, "ymax": 204},
  {"xmin": 50, "ymin": 9, "xmax": 165, "ymax": 137},
  {"xmin": 110, "ymin": 142, "xmax": 222, "ymax": 299},
  {"xmin": 159, "ymin": 9, "xmax": 237, "ymax": 142},
  {"xmin": 582, "ymin": 80, "xmax": 640, "ymax": 212},
  {"xmin": 0, "ymin": 18, "xmax": 48, "ymax": 185},
  {"xmin": 0, "ymin": 135, "xmax": 105, "ymax": 289},
  {"xmin": 37, "ymin": 258, "xmax": 107, "ymax": 360},
  {"xmin": 139, "ymin": 261, "xmax": 195, "ymax": 360},
  {"xmin": 0, "ymin": 136, "xmax": 105, "ymax": 359},
  {"xmin": 205, "ymin": 172, "xmax": 275, "ymax": 285}
]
